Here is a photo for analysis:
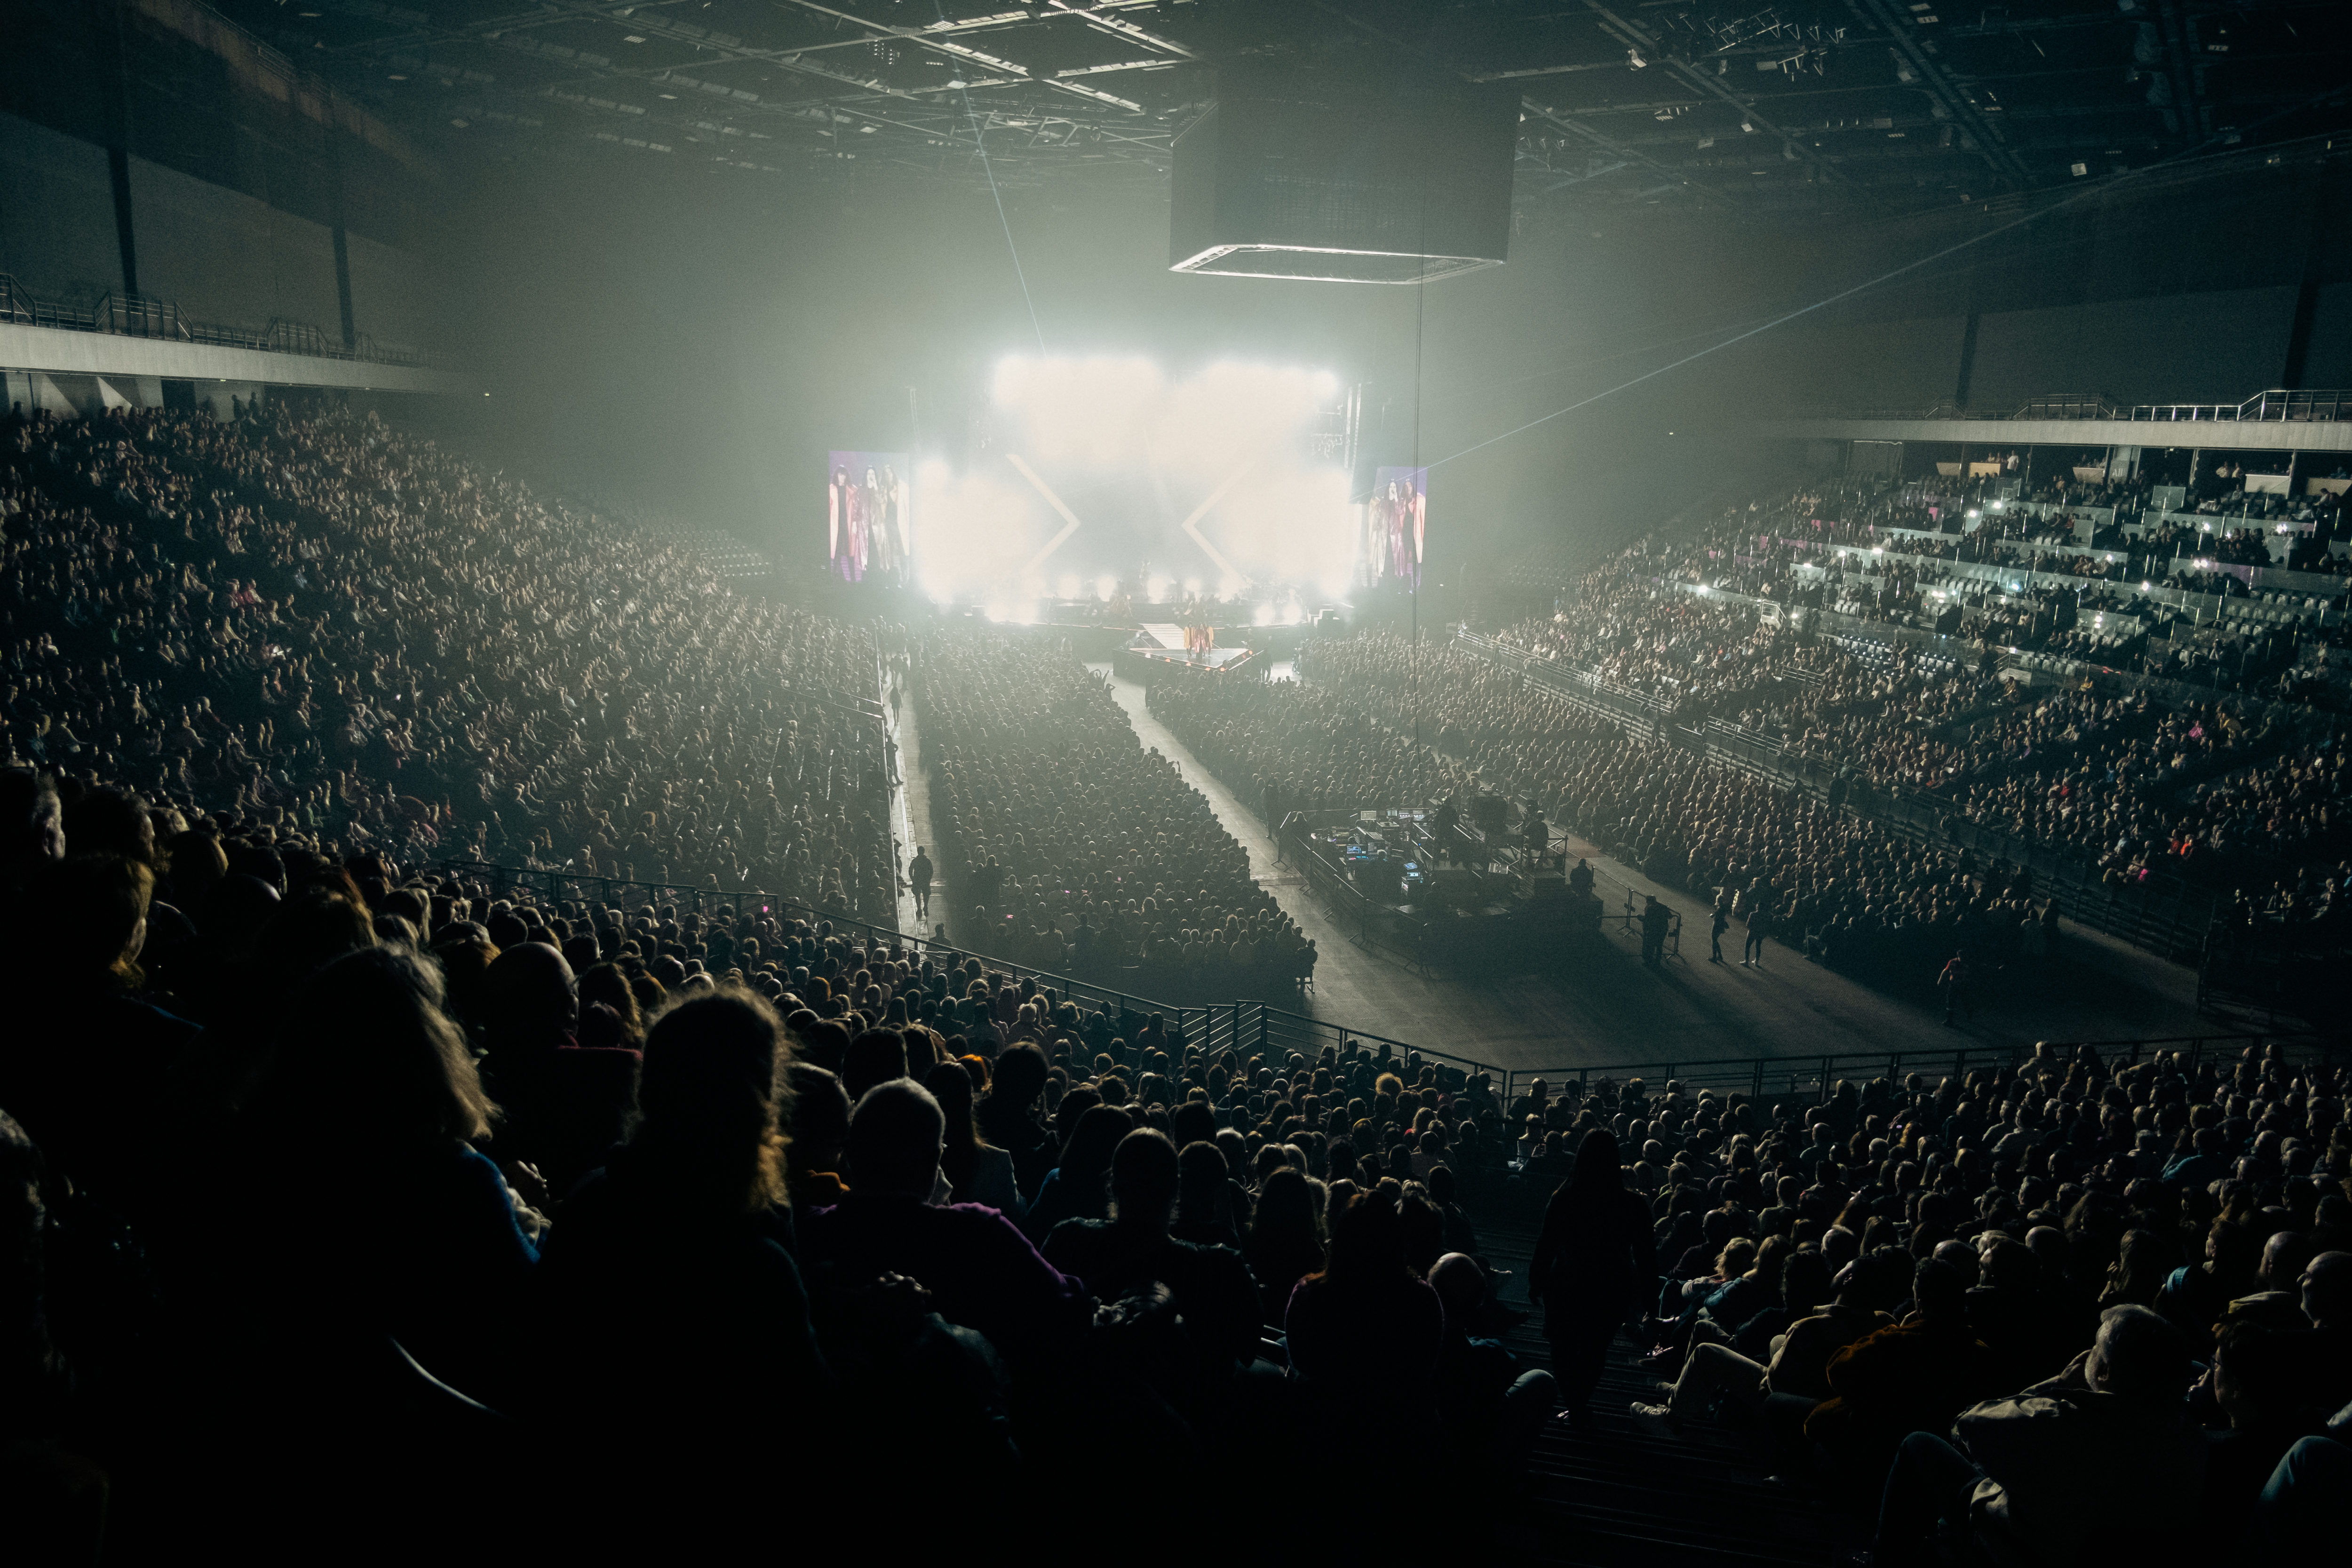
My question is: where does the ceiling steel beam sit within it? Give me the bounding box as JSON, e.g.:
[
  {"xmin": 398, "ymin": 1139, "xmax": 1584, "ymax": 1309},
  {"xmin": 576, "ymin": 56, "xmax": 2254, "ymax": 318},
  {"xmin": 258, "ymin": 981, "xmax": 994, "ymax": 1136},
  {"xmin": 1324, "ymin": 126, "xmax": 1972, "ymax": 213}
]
[
  {"xmin": 1580, "ymin": 1, "xmax": 1851, "ymax": 186},
  {"xmin": 1850, "ymin": 0, "xmax": 2034, "ymax": 189}
]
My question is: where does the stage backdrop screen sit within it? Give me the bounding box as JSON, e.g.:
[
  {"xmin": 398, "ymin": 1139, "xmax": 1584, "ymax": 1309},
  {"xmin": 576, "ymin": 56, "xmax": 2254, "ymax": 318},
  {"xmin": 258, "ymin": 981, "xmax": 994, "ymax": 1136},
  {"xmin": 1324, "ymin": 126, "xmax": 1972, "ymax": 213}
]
[
  {"xmin": 827, "ymin": 452, "xmax": 911, "ymax": 584},
  {"xmin": 1369, "ymin": 466, "xmax": 1426, "ymax": 587}
]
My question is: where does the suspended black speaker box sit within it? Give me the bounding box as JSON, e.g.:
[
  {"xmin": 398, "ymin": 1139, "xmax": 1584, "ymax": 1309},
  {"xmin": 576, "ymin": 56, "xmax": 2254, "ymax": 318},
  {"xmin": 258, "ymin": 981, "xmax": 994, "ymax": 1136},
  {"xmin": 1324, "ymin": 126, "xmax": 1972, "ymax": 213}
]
[{"xmin": 1170, "ymin": 64, "xmax": 1518, "ymax": 285}]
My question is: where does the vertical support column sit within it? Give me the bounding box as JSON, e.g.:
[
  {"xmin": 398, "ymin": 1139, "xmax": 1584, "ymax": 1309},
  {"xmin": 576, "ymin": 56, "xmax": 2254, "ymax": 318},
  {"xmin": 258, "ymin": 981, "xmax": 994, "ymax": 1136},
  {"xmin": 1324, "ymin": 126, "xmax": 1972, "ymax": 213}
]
[{"xmin": 103, "ymin": 1, "xmax": 140, "ymax": 296}]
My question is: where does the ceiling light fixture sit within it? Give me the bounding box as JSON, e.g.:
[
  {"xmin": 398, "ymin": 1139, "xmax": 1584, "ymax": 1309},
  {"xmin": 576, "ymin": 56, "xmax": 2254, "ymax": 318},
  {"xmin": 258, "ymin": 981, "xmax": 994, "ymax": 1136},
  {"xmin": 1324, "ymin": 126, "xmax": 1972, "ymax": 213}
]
[{"xmin": 1628, "ymin": 48, "xmax": 1647, "ymax": 68}]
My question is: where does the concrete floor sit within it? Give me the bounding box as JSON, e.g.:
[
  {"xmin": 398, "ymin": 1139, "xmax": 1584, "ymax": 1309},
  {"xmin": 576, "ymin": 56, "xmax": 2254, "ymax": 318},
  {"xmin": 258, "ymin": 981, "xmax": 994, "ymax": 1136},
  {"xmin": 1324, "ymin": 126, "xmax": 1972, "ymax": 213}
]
[
  {"xmin": 1095, "ymin": 665, "xmax": 2221, "ymax": 1076},
  {"xmin": 896, "ymin": 658, "xmax": 2225, "ymax": 1079}
]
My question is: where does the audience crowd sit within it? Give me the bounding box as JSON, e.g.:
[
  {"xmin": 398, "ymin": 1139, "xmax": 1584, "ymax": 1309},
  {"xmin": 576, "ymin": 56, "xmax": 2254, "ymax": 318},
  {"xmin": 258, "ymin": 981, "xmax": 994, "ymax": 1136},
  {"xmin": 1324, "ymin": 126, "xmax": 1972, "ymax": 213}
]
[
  {"xmin": 3, "ymin": 404, "xmax": 896, "ymax": 921},
  {"xmin": 914, "ymin": 626, "xmax": 1314, "ymax": 996},
  {"xmin": 1466, "ymin": 481, "xmax": 2352, "ymax": 911},
  {"xmin": 5, "ymin": 407, "xmax": 2351, "ymax": 1560}
]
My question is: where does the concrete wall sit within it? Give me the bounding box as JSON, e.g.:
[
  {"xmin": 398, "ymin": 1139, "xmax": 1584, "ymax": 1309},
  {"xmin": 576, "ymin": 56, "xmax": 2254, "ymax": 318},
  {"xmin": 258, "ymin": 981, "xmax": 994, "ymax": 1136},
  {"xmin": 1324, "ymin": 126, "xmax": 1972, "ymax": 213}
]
[
  {"xmin": 345, "ymin": 229, "xmax": 429, "ymax": 352},
  {"xmin": 127, "ymin": 153, "xmax": 343, "ymax": 334},
  {"xmin": 0, "ymin": 111, "xmax": 121, "ymax": 300},
  {"xmin": 1968, "ymin": 287, "xmax": 2302, "ymax": 411},
  {"xmin": 0, "ymin": 116, "xmax": 437, "ymax": 351}
]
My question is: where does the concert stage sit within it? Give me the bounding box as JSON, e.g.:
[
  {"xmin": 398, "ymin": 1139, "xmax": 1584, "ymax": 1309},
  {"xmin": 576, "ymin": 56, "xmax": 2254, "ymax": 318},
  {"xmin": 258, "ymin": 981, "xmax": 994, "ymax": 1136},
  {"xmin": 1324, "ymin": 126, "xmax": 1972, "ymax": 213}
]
[
  {"xmin": 1278, "ymin": 804, "xmax": 1603, "ymax": 975},
  {"xmin": 1112, "ymin": 624, "xmax": 1263, "ymax": 682}
]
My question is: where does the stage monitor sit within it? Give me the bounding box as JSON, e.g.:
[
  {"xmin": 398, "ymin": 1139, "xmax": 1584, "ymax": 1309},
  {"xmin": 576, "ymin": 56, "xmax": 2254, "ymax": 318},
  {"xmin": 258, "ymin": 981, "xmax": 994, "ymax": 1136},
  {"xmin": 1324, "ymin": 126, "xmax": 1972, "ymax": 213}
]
[
  {"xmin": 1368, "ymin": 466, "xmax": 1426, "ymax": 588},
  {"xmin": 827, "ymin": 452, "xmax": 911, "ymax": 585},
  {"xmin": 1170, "ymin": 63, "xmax": 1518, "ymax": 285}
]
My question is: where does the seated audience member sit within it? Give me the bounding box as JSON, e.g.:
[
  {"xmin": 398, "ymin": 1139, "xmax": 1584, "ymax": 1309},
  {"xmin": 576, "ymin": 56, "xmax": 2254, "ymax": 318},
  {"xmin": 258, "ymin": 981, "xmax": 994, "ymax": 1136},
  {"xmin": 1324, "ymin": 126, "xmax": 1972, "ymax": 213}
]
[
  {"xmin": 1169, "ymin": 1138, "xmax": 1245, "ymax": 1250},
  {"xmin": 975, "ymin": 1043, "xmax": 1056, "ymax": 1201},
  {"xmin": 1020, "ymin": 1103, "xmax": 1128, "ymax": 1241},
  {"xmin": 1630, "ymin": 1244, "xmax": 1840, "ymax": 1437},
  {"xmin": 530, "ymin": 986, "xmax": 827, "ymax": 1450},
  {"xmin": 2296, "ymin": 1249, "xmax": 2352, "ymax": 1420},
  {"xmin": 1806, "ymin": 1258, "xmax": 1999, "ymax": 1480},
  {"xmin": 1042, "ymin": 1128, "xmax": 1262, "ymax": 1371},
  {"xmin": 1429, "ymin": 1251, "xmax": 1555, "ymax": 1472},
  {"xmin": 784, "ymin": 1063, "xmax": 852, "ymax": 1211},
  {"xmin": 799, "ymin": 1078, "xmax": 1089, "ymax": 1373},
  {"xmin": 231, "ymin": 947, "xmax": 538, "ymax": 1402},
  {"xmin": 478, "ymin": 942, "xmax": 639, "ymax": 1197},
  {"xmin": 1245, "ymin": 1165, "xmax": 1329, "ymax": 1326},
  {"xmin": 2, "ymin": 855, "xmax": 200, "ymax": 1211},
  {"xmin": 1863, "ymin": 1305, "xmax": 2202, "ymax": 1568},
  {"xmin": 1285, "ymin": 1189, "xmax": 1445, "ymax": 1425},
  {"xmin": 2196, "ymin": 1321, "xmax": 2322, "ymax": 1552},
  {"xmin": 928, "ymin": 1059, "xmax": 1024, "ymax": 1220}
]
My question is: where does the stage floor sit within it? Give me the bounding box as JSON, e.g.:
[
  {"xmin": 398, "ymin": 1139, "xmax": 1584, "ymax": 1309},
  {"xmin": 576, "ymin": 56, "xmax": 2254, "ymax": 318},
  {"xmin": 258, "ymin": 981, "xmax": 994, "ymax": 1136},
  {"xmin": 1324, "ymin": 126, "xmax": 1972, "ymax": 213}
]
[{"xmin": 1132, "ymin": 645, "xmax": 1253, "ymax": 670}]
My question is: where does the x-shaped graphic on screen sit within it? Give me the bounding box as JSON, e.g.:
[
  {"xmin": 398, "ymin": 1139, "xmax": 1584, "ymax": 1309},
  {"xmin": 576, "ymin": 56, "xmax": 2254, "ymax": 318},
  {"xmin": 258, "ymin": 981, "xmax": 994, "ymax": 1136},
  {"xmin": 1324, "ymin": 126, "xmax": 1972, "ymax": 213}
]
[{"xmin": 1007, "ymin": 452, "xmax": 1255, "ymax": 588}]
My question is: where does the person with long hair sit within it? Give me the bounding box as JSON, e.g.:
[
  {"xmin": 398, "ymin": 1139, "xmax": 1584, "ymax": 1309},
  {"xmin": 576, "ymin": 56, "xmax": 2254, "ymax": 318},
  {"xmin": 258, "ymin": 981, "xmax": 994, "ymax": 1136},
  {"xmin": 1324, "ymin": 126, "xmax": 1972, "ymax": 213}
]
[
  {"xmin": 530, "ymin": 985, "xmax": 825, "ymax": 1443},
  {"xmin": 3, "ymin": 854, "xmax": 200, "ymax": 1210},
  {"xmin": 233, "ymin": 946, "xmax": 533, "ymax": 1401},
  {"xmin": 1529, "ymin": 1128, "xmax": 1656, "ymax": 1428},
  {"xmin": 1246, "ymin": 1165, "xmax": 1328, "ymax": 1326},
  {"xmin": 926, "ymin": 1059, "xmax": 1023, "ymax": 1221},
  {"xmin": 1284, "ymin": 1188, "xmax": 1444, "ymax": 1423},
  {"xmin": 1021, "ymin": 1103, "xmax": 1128, "ymax": 1242}
]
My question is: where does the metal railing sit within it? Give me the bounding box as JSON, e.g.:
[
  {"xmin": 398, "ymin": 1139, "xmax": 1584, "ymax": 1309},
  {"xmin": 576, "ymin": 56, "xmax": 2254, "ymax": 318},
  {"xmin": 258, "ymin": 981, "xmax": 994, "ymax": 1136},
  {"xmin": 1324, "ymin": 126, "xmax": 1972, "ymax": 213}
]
[
  {"xmin": 1783, "ymin": 387, "xmax": 2352, "ymax": 426},
  {"xmin": 0, "ymin": 271, "xmax": 453, "ymax": 371},
  {"xmin": 429, "ymin": 857, "xmax": 1197, "ymax": 1027},
  {"xmin": 1195, "ymin": 1000, "xmax": 1510, "ymax": 1086},
  {"xmin": 422, "ymin": 862, "xmax": 2344, "ymax": 1113},
  {"xmin": 2123, "ymin": 389, "xmax": 2352, "ymax": 424},
  {"xmin": 1496, "ymin": 1031, "xmax": 2342, "ymax": 1110}
]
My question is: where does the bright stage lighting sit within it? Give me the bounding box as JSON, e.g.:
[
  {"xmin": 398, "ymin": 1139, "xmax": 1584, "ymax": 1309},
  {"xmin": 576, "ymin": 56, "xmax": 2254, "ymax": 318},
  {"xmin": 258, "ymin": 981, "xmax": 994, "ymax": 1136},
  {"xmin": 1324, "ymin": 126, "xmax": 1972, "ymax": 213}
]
[
  {"xmin": 1283, "ymin": 597, "xmax": 1303, "ymax": 623},
  {"xmin": 922, "ymin": 358, "xmax": 1352, "ymax": 608},
  {"xmin": 984, "ymin": 600, "xmax": 1010, "ymax": 622},
  {"xmin": 1253, "ymin": 602, "xmax": 1276, "ymax": 627}
]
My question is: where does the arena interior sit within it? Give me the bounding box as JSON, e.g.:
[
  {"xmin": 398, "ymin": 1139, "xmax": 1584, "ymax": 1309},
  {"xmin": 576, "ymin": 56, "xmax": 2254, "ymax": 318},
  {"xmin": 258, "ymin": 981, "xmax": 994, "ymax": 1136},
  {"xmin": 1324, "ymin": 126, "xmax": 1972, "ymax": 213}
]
[{"xmin": 5, "ymin": 1, "xmax": 2352, "ymax": 1561}]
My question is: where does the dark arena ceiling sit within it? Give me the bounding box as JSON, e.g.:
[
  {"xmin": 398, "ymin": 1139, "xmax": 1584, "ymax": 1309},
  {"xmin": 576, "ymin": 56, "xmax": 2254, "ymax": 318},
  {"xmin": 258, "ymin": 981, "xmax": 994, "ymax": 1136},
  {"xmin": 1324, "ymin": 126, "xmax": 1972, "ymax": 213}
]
[{"xmin": 217, "ymin": 0, "xmax": 2352, "ymax": 215}]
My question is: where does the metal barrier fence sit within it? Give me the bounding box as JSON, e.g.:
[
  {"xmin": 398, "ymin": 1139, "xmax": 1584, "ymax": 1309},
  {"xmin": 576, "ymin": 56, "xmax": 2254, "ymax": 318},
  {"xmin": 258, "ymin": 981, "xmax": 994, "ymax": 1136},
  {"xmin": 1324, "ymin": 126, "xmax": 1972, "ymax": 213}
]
[
  {"xmin": 1497, "ymin": 1030, "xmax": 2339, "ymax": 1110},
  {"xmin": 0, "ymin": 271, "xmax": 451, "ymax": 370},
  {"xmin": 1195, "ymin": 1000, "xmax": 1511, "ymax": 1088},
  {"xmin": 427, "ymin": 858, "xmax": 1194, "ymax": 1027},
  {"xmin": 421, "ymin": 860, "xmax": 2339, "ymax": 1114}
]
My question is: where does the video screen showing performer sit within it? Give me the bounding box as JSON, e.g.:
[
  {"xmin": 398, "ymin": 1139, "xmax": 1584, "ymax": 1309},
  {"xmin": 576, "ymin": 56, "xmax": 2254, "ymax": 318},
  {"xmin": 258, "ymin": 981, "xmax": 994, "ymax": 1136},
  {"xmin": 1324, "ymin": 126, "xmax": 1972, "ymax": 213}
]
[
  {"xmin": 826, "ymin": 451, "xmax": 911, "ymax": 585},
  {"xmin": 1368, "ymin": 466, "xmax": 1427, "ymax": 588}
]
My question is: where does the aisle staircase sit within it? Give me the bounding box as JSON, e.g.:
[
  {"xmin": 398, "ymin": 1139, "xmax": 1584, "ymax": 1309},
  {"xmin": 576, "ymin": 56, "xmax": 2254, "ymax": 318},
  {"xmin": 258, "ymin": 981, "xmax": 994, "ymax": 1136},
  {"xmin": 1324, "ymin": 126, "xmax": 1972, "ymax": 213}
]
[{"xmin": 1480, "ymin": 1218, "xmax": 1870, "ymax": 1566}]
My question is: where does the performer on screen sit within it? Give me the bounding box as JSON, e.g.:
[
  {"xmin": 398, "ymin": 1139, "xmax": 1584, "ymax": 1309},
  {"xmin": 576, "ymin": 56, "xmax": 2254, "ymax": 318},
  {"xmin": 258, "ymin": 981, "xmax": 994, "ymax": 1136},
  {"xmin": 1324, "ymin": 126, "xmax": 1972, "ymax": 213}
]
[
  {"xmin": 881, "ymin": 465, "xmax": 909, "ymax": 584},
  {"xmin": 1367, "ymin": 487, "xmax": 1393, "ymax": 580},
  {"xmin": 842, "ymin": 465, "xmax": 870, "ymax": 581},
  {"xmin": 1409, "ymin": 478, "xmax": 1426, "ymax": 587},
  {"xmin": 830, "ymin": 464, "xmax": 856, "ymax": 580},
  {"xmin": 860, "ymin": 465, "xmax": 889, "ymax": 582},
  {"xmin": 1385, "ymin": 479, "xmax": 1413, "ymax": 584}
]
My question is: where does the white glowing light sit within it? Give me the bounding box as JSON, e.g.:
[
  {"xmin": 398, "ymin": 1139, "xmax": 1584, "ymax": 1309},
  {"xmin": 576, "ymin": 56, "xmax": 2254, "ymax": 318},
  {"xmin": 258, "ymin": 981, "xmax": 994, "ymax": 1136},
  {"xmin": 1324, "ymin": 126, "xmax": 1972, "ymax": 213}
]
[
  {"xmin": 1057, "ymin": 572, "xmax": 1081, "ymax": 600},
  {"xmin": 1147, "ymin": 575, "xmax": 1171, "ymax": 601},
  {"xmin": 1096, "ymin": 575, "xmax": 1117, "ymax": 601},
  {"xmin": 1183, "ymin": 578, "xmax": 1202, "ymax": 596},
  {"xmin": 1254, "ymin": 602, "xmax": 1276, "ymax": 626}
]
